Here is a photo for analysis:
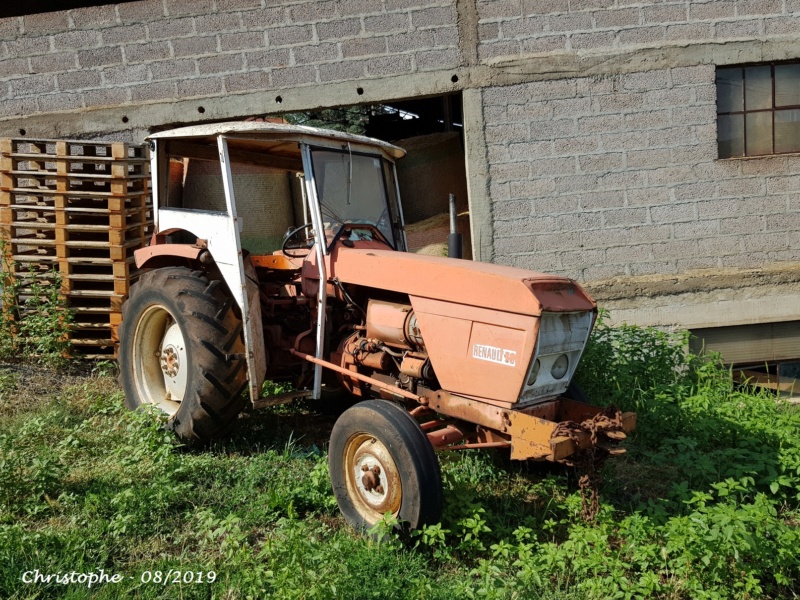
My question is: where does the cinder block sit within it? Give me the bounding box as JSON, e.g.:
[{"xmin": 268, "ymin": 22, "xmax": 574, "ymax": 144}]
[
  {"xmin": 176, "ymin": 76, "xmax": 222, "ymax": 97},
  {"xmin": 126, "ymin": 41, "xmax": 172, "ymax": 63},
  {"xmin": 172, "ymin": 35, "xmax": 218, "ymax": 57},
  {"xmin": 23, "ymin": 11, "xmax": 70, "ymax": 35},
  {"xmin": 477, "ymin": 0, "xmax": 523, "ymax": 21},
  {"xmin": 606, "ymin": 243, "xmax": 650, "ymax": 263},
  {"xmin": 197, "ymin": 53, "xmax": 243, "ymax": 74},
  {"xmin": 718, "ymin": 177, "xmax": 765, "ymax": 198},
  {"xmin": 508, "ymin": 177, "xmax": 556, "ymax": 199},
  {"xmin": 603, "ymin": 207, "xmax": 648, "ymax": 227},
  {"xmin": 342, "ymin": 37, "xmax": 387, "ymax": 58},
  {"xmin": 722, "ymin": 216, "xmax": 765, "ymax": 234},
  {"xmin": 244, "ymin": 47, "xmax": 291, "ymax": 70},
  {"xmin": 582, "ymin": 227, "xmax": 629, "ymax": 249},
  {"xmin": 647, "ymin": 165, "xmax": 695, "ymax": 186},
  {"xmin": 665, "ymin": 23, "xmax": 712, "ymax": 41},
  {"xmin": 590, "ymin": 91, "xmax": 644, "ymax": 113},
  {"xmin": 83, "ymin": 86, "xmax": 129, "ymax": 107},
  {"xmin": 150, "ymin": 58, "xmax": 197, "ymax": 80},
  {"xmin": 58, "ymin": 69, "xmax": 102, "ymax": 90},
  {"xmin": 715, "ymin": 19, "xmax": 762, "ymax": 38},
  {"xmin": 196, "ymin": 12, "xmax": 243, "ymax": 35},
  {"xmin": 291, "ymin": 43, "xmax": 336, "ymax": 64},
  {"xmin": 271, "ymin": 65, "xmax": 317, "ymax": 86},
  {"xmin": 220, "ymin": 31, "xmax": 266, "ymax": 52},
  {"xmin": 10, "ymin": 73, "xmax": 56, "ymax": 96},
  {"xmin": 596, "ymin": 170, "xmax": 646, "ymax": 190},
  {"xmin": 520, "ymin": 0, "xmax": 568, "ymax": 15},
  {"xmin": 616, "ymin": 25, "xmax": 665, "ymax": 46},
  {"xmin": 216, "ymin": 0, "xmax": 263, "ymax": 11},
  {"xmin": 268, "ymin": 25, "xmax": 314, "ymax": 46},
  {"xmin": 246, "ymin": 7, "xmax": 286, "ymax": 29},
  {"xmin": 433, "ymin": 26, "xmax": 459, "ymax": 46},
  {"xmin": 651, "ymin": 202, "xmax": 695, "ymax": 223},
  {"xmin": 741, "ymin": 233, "xmax": 787, "ymax": 252},
  {"xmin": 490, "ymin": 180, "xmax": 511, "ymax": 201},
  {"xmin": 623, "ymin": 108, "xmax": 673, "ymax": 129},
  {"xmin": 494, "ymin": 234, "xmax": 537, "ymax": 255},
  {"xmin": 577, "ymin": 113, "xmax": 622, "ymax": 134},
  {"xmin": 165, "ymin": 0, "xmax": 213, "ymax": 17},
  {"xmin": 52, "ymin": 30, "xmax": 102, "ymax": 51},
  {"xmin": 553, "ymin": 173, "xmax": 597, "ymax": 193},
  {"xmin": 531, "ymin": 194, "xmax": 580, "ymax": 215},
  {"xmin": 101, "ymin": 24, "xmax": 148, "ymax": 45},
  {"xmin": 478, "ymin": 22, "xmax": 500, "ymax": 41},
  {"xmin": 603, "ymin": 130, "xmax": 649, "ymax": 150},
  {"xmin": 318, "ymin": 58, "xmax": 367, "ymax": 81},
  {"xmin": 411, "ymin": 6, "xmax": 456, "ymax": 29},
  {"xmin": 688, "ymin": 2, "xmax": 736, "ymax": 21},
  {"xmin": 569, "ymin": 31, "xmax": 616, "ymax": 50},
  {"xmin": 130, "ymin": 80, "xmax": 178, "ymax": 101},
  {"xmin": 642, "ymin": 5, "xmax": 687, "ymax": 24},
  {"xmin": 316, "ymin": 19, "xmax": 361, "ymax": 40},
  {"xmin": 477, "ymin": 41, "xmax": 521, "ymax": 61},
  {"xmin": 103, "ymin": 64, "xmax": 148, "ymax": 85},
  {"xmin": 225, "ymin": 70, "xmax": 271, "ymax": 92},
  {"xmin": 69, "ymin": 5, "xmax": 118, "ymax": 28},
  {"xmin": 583, "ymin": 263, "xmax": 627, "ymax": 281},
  {"xmin": 594, "ymin": 7, "xmax": 641, "ymax": 28},
  {"xmin": 676, "ymin": 257, "xmax": 718, "ymax": 271},
  {"xmin": 490, "ymin": 161, "xmax": 531, "ymax": 181},
  {"xmin": 530, "ymin": 118, "xmax": 576, "ymax": 140},
  {"xmin": 554, "ymin": 135, "xmax": 598, "ymax": 155},
  {"xmin": 626, "ymin": 148, "xmax": 672, "ymax": 169},
  {"xmin": 696, "ymin": 198, "xmax": 747, "ymax": 219},
  {"xmin": 415, "ymin": 47, "xmax": 460, "ymax": 70},
  {"xmin": 0, "ymin": 58, "xmax": 31, "ymax": 78},
  {"xmin": 290, "ymin": 1, "xmax": 338, "ymax": 24},
  {"xmin": 364, "ymin": 13, "xmax": 410, "ymax": 34},
  {"xmin": 493, "ymin": 200, "xmax": 532, "ymax": 219},
  {"xmin": 764, "ymin": 16, "xmax": 800, "ymax": 36},
  {"xmin": 626, "ymin": 223, "xmax": 672, "ymax": 244},
  {"xmin": 38, "ymin": 91, "xmax": 83, "ymax": 111},
  {"xmin": 519, "ymin": 34, "xmax": 566, "ymax": 54},
  {"xmin": 651, "ymin": 239, "xmax": 699, "ymax": 259},
  {"xmin": 507, "ymin": 140, "xmax": 555, "ymax": 161},
  {"xmin": 7, "ymin": 36, "xmax": 51, "ymax": 58},
  {"xmin": 560, "ymin": 247, "xmax": 605, "ymax": 268},
  {"xmin": 578, "ymin": 152, "xmax": 624, "ymax": 173},
  {"xmin": 558, "ymin": 211, "xmax": 602, "ymax": 231},
  {"xmin": 386, "ymin": 30, "xmax": 435, "ymax": 53},
  {"xmin": 77, "ymin": 47, "xmax": 122, "ymax": 69},
  {"xmin": 0, "ymin": 17, "xmax": 22, "ymax": 41},
  {"xmin": 577, "ymin": 190, "xmax": 624, "ymax": 210},
  {"xmin": 0, "ymin": 96, "xmax": 37, "ymax": 118},
  {"xmin": 673, "ymin": 219, "xmax": 720, "ymax": 239},
  {"xmin": 766, "ymin": 175, "xmax": 800, "ymax": 194},
  {"xmin": 485, "ymin": 122, "xmax": 529, "ymax": 143},
  {"xmin": 500, "ymin": 16, "xmax": 545, "ymax": 38},
  {"xmin": 626, "ymin": 187, "xmax": 671, "ymax": 206},
  {"xmin": 148, "ymin": 17, "xmax": 195, "ymax": 40},
  {"xmin": 548, "ymin": 12, "xmax": 592, "ymax": 32},
  {"xmin": 366, "ymin": 54, "xmax": 412, "ymax": 76}
]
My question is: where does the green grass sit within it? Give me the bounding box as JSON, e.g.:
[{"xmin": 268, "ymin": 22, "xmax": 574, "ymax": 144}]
[{"xmin": 0, "ymin": 317, "xmax": 799, "ymax": 599}]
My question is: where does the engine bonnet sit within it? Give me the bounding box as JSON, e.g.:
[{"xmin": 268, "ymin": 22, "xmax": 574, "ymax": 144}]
[{"xmin": 328, "ymin": 249, "xmax": 596, "ymax": 315}]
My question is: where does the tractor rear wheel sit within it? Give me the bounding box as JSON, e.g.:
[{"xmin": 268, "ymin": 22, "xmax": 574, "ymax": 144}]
[
  {"xmin": 118, "ymin": 267, "xmax": 248, "ymax": 442},
  {"xmin": 329, "ymin": 400, "xmax": 443, "ymax": 531}
]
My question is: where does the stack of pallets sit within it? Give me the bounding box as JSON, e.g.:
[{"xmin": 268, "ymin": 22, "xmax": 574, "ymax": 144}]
[{"xmin": 0, "ymin": 138, "xmax": 152, "ymax": 358}]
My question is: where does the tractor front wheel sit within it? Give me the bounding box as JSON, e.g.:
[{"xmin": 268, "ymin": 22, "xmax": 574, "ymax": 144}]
[
  {"xmin": 118, "ymin": 267, "xmax": 248, "ymax": 442},
  {"xmin": 329, "ymin": 400, "xmax": 443, "ymax": 531}
]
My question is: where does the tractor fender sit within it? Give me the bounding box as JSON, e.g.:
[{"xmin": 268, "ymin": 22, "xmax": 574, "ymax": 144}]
[{"xmin": 134, "ymin": 243, "xmax": 205, "ymax": 270}]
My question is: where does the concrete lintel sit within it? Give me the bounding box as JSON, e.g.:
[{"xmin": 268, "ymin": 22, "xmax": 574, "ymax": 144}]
[
  {"xmin": 487, "ymin": 36, "xmax": 800, "ymax": 85},
  {"xmin": 585, "ymin": 262, "xmax": 800, "ymax": 330},
  {"xmin": 0, "ymin": 69, "xmax": 468, "ymax": 141}
]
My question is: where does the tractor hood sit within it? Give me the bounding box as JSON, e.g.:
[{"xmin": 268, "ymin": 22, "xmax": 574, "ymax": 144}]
[{"xmin": 327, "ymin": 248, "xmax": 596, "ymax": 316}]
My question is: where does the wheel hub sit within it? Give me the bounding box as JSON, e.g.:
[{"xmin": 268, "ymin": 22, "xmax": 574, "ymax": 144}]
[
  {"xmin": 159, "ymin": 322, "xmax": 188, "ymax": 403},
  {"xmin": 347, "ymin": 435, "xmax": 401, "ymax": 519},
  {"xmin": 160, "ymin": 345, "xmax": 180, "ymax": 377}
]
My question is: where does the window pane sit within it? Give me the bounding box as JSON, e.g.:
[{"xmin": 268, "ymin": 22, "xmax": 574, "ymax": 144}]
[
  {"xmin": 716, "ymin": 67, "xmax": 743, "ymax": 113},
  {"xmin": 775, "ymin": 64, "xmax": 800, "ymax": 107},
  {"xmin": 718, "ymin": 114, "xmax": 744, "ymax": 158},
  {"xmin": 744, "ymin": 66, "xmax": 772, "ymax": 110},
  {"xmin": 775, "ymin": 109, "xmax": 800, "ymax": 153},
  {"xmin": 745, "ymin": 112, "xmax": 773, "ymax": 155}
]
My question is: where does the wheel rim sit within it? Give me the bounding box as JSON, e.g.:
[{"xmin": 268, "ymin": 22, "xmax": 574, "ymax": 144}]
[
  {"xmin": 131, "ymin": 304, "xmax": 187, "ymax": 417},
  {"xmin": 343, "ymin": 433, "xmax": 402, "ymax": 524}
]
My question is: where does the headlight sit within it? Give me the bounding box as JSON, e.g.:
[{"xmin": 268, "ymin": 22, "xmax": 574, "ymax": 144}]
[
  {"xmin": 527, "ymin": 359, "xmax": 540, "ymax": 386},
  {"xmin": 550, "ymin": 354, "xmax": 569, "ymax": 379}
]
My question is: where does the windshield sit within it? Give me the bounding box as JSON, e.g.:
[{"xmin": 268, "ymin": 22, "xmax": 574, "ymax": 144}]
[{"xmin": 309, "ymin": 147, "xmax": 395, "ymax": 246}]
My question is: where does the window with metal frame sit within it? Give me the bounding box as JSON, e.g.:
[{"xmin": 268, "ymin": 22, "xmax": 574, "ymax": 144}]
[{"xmin": 716, "ymin": 62, "xmax": 800, "ymax": 158}]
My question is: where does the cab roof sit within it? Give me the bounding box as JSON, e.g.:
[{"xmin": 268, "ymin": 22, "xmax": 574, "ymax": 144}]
[{"xmin": 148, "ymin": 121, "xmax": 406, "ymax": 160}]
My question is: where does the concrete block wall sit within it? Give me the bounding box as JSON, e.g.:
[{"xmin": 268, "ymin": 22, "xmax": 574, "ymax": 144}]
[
  {"xmin": 476, "ymin": 0, "xmax": 798, "ymax": 60},
  {"xmin": 0, "ymin": 0, "xmax": 459, "ymax": 121},
  {"xmin": 484, "ymin": 65, "xmax": 800, "ymax": 281}
]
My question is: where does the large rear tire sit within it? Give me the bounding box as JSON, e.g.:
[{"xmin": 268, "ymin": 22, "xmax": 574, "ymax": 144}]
[
  {"xmin": 329, "ymin": 400, "xmax": 443, "ymax": 531},
  {"xmin": 118, "ymin": 267, "xmax": 248, "ymax": 442}
]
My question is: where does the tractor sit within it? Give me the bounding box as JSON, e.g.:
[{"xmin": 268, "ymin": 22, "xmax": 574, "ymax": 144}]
[{"xmin": 118, "ymin": 122, "xmax": 635, "ymax": 530}]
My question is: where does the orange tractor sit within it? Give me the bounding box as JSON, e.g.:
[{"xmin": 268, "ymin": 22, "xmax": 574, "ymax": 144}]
[{"xmin": 118, "ymin": 122, "xmax": 635, "ymax": 530}]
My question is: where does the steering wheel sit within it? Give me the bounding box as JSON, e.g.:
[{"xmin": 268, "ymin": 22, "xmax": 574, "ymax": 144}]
[{"xmin": 282, "ymin": 223, "xmax": 314, "ymax": 258}]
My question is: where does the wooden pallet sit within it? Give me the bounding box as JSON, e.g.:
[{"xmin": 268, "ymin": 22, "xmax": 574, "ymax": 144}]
[{"xmin": 0, "ymin": 137, "xmax": 152, "ymax": 359}]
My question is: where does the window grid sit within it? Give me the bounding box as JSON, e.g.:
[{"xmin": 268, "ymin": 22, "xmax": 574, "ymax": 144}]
[{"xmin": 716, "ymin": 61, "xmax": 800, "ymax": 158}]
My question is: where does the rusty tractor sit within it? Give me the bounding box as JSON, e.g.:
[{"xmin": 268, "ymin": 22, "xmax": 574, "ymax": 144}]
[{"xmin": 118, "ymin": 122, "xmax": 635, "ymax": 530}]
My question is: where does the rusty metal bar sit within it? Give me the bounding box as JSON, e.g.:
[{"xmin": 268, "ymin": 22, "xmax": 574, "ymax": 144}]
[
  {"xmin": 289, "ymin": 348, "xmax": 426, "ymax": 403},
  {"xmin": 444, "ymin": 442, "xmax": 511, "ymax": 450}
]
